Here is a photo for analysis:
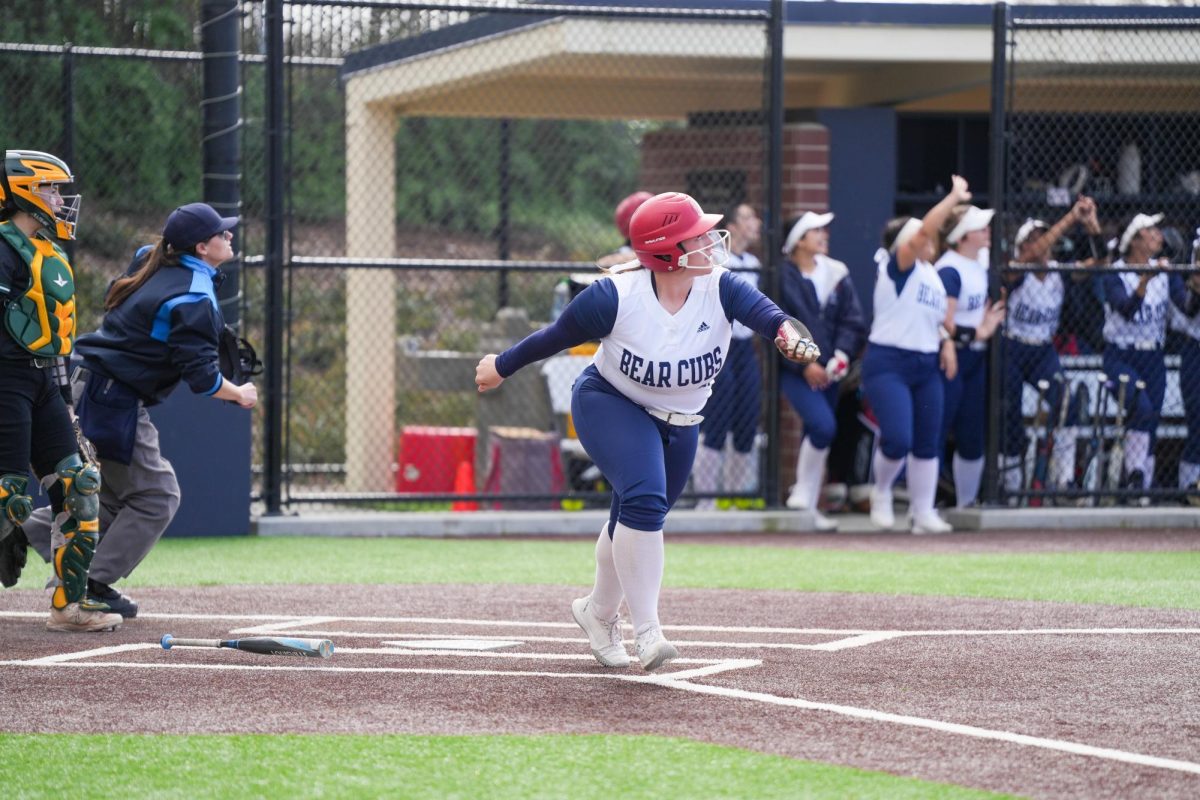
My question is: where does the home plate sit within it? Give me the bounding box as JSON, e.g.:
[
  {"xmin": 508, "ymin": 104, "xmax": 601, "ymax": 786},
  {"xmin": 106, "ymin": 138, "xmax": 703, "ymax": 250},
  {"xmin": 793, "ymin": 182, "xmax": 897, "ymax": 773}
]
[{"xmin": 383, "ymin": 639, "xmax": 522, "ymax": 651}]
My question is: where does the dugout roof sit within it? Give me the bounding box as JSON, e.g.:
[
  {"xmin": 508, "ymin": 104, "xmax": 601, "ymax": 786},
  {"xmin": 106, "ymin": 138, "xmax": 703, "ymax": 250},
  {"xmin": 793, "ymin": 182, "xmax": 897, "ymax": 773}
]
[{"xmin": 340, "ymin": 1, "xmax": 1200, "ymax": 118}]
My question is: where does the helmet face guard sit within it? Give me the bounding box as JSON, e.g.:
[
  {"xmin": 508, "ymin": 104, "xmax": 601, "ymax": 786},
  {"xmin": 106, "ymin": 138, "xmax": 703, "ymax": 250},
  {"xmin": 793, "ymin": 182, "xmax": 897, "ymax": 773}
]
[
  {"xmin": 678, "ymin": 228, "xmax": 730, "ymax": 270},
  {"xmin": 3, "ymin": 150, "xmax": 81, "ymax": 240}
]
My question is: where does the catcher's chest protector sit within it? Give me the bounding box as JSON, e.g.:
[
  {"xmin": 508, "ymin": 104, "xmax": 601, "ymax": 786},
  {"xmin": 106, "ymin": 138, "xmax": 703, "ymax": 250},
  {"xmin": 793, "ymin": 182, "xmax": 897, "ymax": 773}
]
[{"xmin": 0, "ymin": 221, "xmax": 76, "ymax": 356}]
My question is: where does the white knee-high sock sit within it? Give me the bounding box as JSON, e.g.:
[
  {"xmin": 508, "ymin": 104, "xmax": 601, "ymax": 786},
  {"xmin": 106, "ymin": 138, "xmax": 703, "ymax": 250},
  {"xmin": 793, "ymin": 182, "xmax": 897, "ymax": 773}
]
[
  {"xmin": 1050, "ymin": 427, "xmax": 1078, "ymax": 488},
  {"xmin": 907, "ymin": 456, "xmax": 940, "ymax": 520},
  {"xmin": 610, "ymin": 522, "xmax": 665, "ymax": 636},
  {"xmin": 588, "ymin": 523, "xmax": 624, "ymax": 621},
  {"xmin": 1124, "ymin": 431, "xmax": 1150, "ymax": 478},
  {"xmin": 952, "ymin": 454, "xmax": 984, "ymax": 508},
  {"xmin": 723, "ymin": 448, "xmax": 758, "ymax": 494},
  {"xmin": 1180, "ymin": 460, "xmax": 1200, "ymax": 489},
  {"xmin": 795, "ymin": 439, "xmax": 830, "ymax": 510},
  {"xmin": 691, "ymin": 442, "xmax": 722, "ymax": 495},
  {"xmin": 873, "ymin": 450, "xmax": 904, "ymax": 492}
]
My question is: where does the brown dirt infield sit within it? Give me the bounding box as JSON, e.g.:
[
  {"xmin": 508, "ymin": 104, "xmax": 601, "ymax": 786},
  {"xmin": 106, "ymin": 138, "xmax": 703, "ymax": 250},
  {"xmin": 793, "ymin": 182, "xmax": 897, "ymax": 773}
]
[{"xmin": 2, "ymin": 530, "xmax": 1199, "ymax": 799}]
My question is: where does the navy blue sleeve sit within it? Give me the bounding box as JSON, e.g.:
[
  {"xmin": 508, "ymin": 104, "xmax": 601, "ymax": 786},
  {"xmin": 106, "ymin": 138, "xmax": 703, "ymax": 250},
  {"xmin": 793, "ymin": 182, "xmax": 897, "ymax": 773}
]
[
  {"xmin": 832, "ymin": 278, "xmax": 868, "ymax": 358},
  {"xmin": 719, "ymin": 270, "xmax": 788, "ymax": 339},
  {"xmin": 938, "ymin": 266, "xmax": 962, "ymax": 299},
  {"xmin": 166, "ymin": 299, "xmax": 224, "ymax": 395},
  {"xmin": 495, "ymin": 278, "xmax": 617, "ymax": 377},
  {"xmin": 1102, "ymin": 272, "xmax": 1143, "ymax": 320},
  {"xmin": 1168, "ymin": 273, "xmax": 1198, "ymax": 315}
]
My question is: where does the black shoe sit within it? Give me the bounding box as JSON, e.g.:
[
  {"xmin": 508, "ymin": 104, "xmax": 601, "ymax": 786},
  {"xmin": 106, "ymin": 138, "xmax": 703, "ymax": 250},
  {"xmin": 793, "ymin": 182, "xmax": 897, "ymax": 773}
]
[
  {"xmin": 1122, "ymin": 470, "xmax": 1149, "ymax": 508},
  {"xmin": 86, "ymin": 579, "xmax": 139, "ymax": 618}
]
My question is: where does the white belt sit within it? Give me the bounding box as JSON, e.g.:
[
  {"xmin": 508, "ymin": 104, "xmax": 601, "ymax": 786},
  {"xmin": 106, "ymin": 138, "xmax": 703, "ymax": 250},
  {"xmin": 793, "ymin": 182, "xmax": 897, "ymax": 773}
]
[
  {"xmin": 645, "ymin": 408, "xmax": 704, "ymax": 426},
  {"xmin": 1004, "ymin": 332, "xmax": 1049, "ymax": 347},
  {"xmin": 1113, "ymin": 340, "xmax": 1161, "ymax": 352}
]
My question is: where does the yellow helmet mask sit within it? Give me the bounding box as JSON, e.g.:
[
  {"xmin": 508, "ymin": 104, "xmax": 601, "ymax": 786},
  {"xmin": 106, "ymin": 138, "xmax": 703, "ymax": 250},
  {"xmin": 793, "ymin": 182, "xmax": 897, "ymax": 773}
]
[{"xmin": 1, "ymin": 149, "xmax": 81, "ymax": 241}]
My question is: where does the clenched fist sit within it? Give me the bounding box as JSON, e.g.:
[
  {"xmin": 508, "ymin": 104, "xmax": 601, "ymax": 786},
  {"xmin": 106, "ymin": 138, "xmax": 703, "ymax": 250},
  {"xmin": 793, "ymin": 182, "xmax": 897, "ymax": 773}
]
[{"xmin": 775, "ymin": 318, "xmax": 820, "ymax": 364}]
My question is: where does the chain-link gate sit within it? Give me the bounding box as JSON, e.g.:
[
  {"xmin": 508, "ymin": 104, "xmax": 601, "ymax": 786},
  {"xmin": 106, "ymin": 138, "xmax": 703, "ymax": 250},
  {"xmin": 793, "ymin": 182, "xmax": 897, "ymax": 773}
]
[
  {"xmin": 271, "ymin": 1, "xmax": 778, "ymax": 512},
  {"xmin": 992, "ymin": 7, "xmax": 1200, "ymax": 508}
]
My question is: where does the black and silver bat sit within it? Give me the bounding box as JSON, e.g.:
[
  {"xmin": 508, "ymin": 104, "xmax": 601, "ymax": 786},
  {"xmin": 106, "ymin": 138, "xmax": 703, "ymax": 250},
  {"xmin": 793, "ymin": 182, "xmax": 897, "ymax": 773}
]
[
  {"xmin": 1029, "ymin": 376, "xmax": 1061, "ymax": 506},
  {"xmin": 1103, "ymin": 374, "xmax": 1131, "ymax": 505},
  {"xmin": 161, "ymin": 634, "xmax": 334, "ymax": 659},
  {"xmin": 1025, "ymin": 379, "xmax": 1050, "ymax": 501}
]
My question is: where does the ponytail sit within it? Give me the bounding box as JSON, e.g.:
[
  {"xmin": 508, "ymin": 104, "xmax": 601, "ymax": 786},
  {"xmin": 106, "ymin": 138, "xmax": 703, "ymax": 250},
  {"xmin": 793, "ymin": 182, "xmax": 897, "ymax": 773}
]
[{"xmin": 104, "ymin": 238, "xmax": 180, "ymax": 310}]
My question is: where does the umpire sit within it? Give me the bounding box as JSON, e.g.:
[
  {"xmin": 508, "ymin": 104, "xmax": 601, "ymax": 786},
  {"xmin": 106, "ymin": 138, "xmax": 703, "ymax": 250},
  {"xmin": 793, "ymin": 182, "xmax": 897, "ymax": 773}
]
[{"xmin": 23, "ymin": 203, "xmax": 258, "ymax": 617}]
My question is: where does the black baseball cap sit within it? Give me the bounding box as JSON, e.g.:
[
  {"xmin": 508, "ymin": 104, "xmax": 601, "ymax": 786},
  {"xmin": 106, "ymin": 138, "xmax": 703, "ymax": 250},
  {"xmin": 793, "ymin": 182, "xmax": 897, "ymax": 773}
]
[{"xmin": 163, "ymin": 202, "xmax": 239, "ymax": 251}]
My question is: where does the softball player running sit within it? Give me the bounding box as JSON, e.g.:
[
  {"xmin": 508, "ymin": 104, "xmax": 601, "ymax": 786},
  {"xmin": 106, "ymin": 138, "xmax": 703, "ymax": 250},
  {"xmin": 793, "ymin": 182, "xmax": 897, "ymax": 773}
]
[
  {"xmin": 692, "ymin": 202, "xmax": 763, "ymax": 510},
  {"xmin": 935, "ymin": 204, "xmax": 1005, "ymax": 508},
  {"xmin": 778, "ymin": 211, "xmax": 866, "ymax": 531},
  {"xmin": 999, "ymin": 196, "xmax": 1104, "ymax": 498},
  {"xmin": 1102, "ymin": 213, "xmax": 1196, "ymax": 492},
  {"xmin": 862, "ymin": 176, "xmax": 971, "ymax": 533},
  {"xmin": 475, "ymin": 192, "xmax": 818, "ymax": 671}
]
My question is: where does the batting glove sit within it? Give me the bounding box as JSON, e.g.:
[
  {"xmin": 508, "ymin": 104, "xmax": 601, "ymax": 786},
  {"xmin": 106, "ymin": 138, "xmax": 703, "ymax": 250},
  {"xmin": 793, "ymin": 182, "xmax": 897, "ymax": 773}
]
[
  {"xmin": 775, "ymin": 317, "xmax": 820, "ymax": 364},
  {"xmin": 826, "ymin": 349, "xmax": 851, "ymax": 382}
]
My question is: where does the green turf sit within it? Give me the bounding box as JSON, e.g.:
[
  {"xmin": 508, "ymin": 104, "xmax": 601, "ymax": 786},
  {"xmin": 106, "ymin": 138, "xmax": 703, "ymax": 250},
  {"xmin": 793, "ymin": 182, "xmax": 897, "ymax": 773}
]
[
  {"xmin": 14, "ymin": 535, "xmax": 1200, "ymax": 609},
  {"xmin": 0, "ymin": 733, "xmax": 1013, "ymax": 800}
]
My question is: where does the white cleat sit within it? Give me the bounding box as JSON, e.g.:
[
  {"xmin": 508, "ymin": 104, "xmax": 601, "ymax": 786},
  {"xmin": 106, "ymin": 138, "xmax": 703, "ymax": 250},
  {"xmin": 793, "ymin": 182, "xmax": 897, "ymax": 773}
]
[
  {"xmin": 635, "ymin": 625, "xmax": 680, "ymax": 672},
  {"xmin": 869, "ymin": 487, "xmax": 894, "ymax": 530},
  {"xmin": 811, "ymin": 510, "xmax": 838, "ymax": 532},
  {"xmin": 911, "ymin": 513, "xmax": 953, "ymax": 535},
  {"xmin": 784, "ymin": 487, "xmax": 807, "ymax": 510},
  {"xmin": 46, "ymin": 602, "xmax": 122, "ymax": 633},
  {"xmin": 571, "ymin": 596, "xmax": 630, "ymax": 668}
]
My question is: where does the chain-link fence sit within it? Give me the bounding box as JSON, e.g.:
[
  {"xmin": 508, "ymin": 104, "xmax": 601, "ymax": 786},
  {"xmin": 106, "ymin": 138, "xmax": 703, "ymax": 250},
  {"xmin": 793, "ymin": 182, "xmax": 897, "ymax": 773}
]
[
  {"xmin": 271, "ymin": 1, "xmax": 774, "ymax": 510},
  {"xmin": 992, "ymin": 10, "xmax": 1200, "ymax": 508}
]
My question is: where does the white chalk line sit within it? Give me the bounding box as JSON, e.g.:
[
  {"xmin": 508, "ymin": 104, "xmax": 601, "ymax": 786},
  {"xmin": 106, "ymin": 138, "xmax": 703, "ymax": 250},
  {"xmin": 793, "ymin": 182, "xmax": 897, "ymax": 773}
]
[{"xmin": 654, "ymin": 677, "xmax": 1200, "ymax": 776}]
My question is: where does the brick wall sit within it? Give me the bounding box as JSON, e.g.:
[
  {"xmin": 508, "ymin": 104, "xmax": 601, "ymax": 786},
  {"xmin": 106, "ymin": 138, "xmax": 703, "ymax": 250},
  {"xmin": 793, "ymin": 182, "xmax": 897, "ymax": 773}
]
[{"xmin": 640, "ymin": 123, "xmax": 832, "ymax": 503}]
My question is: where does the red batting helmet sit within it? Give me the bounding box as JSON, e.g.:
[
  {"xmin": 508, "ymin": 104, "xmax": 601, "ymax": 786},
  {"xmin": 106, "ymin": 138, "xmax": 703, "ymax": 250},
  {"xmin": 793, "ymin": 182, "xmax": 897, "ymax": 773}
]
[
  {"xmin": 613, "ymin": 191, "xmax": 653, "ymax": 240},
  {"xmin": 629, "ymin": 192, "xmax": 723, "ymax": 273}
]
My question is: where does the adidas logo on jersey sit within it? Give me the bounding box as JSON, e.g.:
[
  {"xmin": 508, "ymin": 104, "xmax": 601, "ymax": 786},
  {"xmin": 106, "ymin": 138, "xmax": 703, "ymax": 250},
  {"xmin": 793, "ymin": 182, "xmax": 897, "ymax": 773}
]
[{"xmin": 697, "ymin": 321, "xmax": 710, "ymax": 333}]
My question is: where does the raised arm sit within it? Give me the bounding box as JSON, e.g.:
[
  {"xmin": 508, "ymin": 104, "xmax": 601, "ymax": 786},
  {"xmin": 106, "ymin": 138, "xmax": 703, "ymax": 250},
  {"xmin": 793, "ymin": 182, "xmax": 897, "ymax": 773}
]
[{"xmin": 897, "ymin": 174, "xmax": 972, "ymax": 270}]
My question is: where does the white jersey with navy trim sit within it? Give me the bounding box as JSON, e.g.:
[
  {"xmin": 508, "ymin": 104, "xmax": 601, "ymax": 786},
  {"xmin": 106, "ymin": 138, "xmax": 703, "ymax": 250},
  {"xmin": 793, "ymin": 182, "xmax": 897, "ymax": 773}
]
[
  {"xmin": 1006, "ymin": 268, "xmax": 1063, "ymax": 344},
  {"xmin": 1103, "ymin": 259, "xmax": 1171, "ymax": 347},
  {"xmin": 869, "ymin": 256, "xmax": 947, "ymax": 354},
  {"xmin": 593, "ymin": 267, "xmax": 733, "ymax": 415},
  {"xmin": 726, "ymin": 250, "xmax": 761, "ymax": 340},
  {"xmin": 936, "ymin": 249, "xmax": 989, "ymax": 329}
]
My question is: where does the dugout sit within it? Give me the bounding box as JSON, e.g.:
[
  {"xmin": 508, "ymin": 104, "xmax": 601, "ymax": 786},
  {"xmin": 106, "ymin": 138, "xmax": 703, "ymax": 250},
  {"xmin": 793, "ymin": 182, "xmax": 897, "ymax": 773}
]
[{"xmin": 336, "ymin": 1, "xmax": 1200, "ymax": 495}]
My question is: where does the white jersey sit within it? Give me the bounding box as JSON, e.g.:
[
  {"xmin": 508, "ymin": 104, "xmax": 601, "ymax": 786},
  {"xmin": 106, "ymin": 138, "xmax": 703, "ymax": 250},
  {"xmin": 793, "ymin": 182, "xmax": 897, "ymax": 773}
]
[
  {"xmin": 869, "ymin": 256, "xmax": 947, "ymax": 354},
  {"xmin": 1006, "ymin": 268, "xmax": 1063, "ymax": 344},
  {"xmin": 593, "ymin": 267, "xmax": 735, "ymax": 415},
  {"xmin": 726, "ymin": 250, "xmax": 761, "ymax": 340},
  {"xmin": 1103, "ymin": 259, "xmax": 1170, "ymax": 347},
  {"xmin": 936, "ymin": 249, "xmax": 989, "ymax": 329},
  {"xmin": 809, "ymin": 254, "xmax": 848, "ymax": 308}
]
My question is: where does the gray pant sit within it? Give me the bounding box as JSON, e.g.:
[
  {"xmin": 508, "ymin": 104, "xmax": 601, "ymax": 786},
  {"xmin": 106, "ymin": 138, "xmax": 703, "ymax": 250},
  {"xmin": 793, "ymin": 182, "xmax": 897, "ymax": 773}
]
[{"xmin": 24, "ymin": 371, "xmax": 181, "ymax": 585}]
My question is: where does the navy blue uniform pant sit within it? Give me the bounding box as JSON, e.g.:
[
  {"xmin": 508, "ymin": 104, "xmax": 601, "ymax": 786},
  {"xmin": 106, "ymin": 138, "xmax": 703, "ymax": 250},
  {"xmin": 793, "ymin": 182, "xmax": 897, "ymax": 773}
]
[
  {"xmin": 0, "ymin": 361, "xmax": 76, "ymax": 477},
  {"xmin": 572, "ymin": 367, "xmax": 697, "ymax": 533},
  {"xmin": 1102, "ymin": 345, "xmax": 1166, "ymax": 436},
  {"xmin": 861, "ymin": 344, "xmax": 943, "ymax": 461},
  {"xmin": 941, "ymin": 346, "xmax": 987, "ymax": 461},
  {"xmin": 1002, "ymin": 338, "xmax": 1078, "ymax": 457},
  {"xmin": 779, "ymin": 369, "xmax": 839, "ymax": 449},
  {"xmin": 699, "ymin": 338, "xmax": 760, "ymax": 452},
  {"xmin": 1183, "ymin": 337, "xmax": 1200, "ymax": 464}
]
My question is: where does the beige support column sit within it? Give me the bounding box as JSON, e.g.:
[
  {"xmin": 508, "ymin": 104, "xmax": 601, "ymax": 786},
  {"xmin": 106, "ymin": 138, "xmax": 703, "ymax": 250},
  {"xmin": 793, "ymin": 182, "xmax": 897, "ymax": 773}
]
[{"xmin": 344, "ymin": 90, "xmax": 397, "ymax": 492}]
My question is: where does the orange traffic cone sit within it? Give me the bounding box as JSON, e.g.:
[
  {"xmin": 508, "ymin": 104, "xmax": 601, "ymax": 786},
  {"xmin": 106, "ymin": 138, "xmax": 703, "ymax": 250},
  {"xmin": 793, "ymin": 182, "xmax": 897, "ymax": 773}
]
[{"xmin": 451, "ymin": 460, "xmax": 478, "ymax": 512}]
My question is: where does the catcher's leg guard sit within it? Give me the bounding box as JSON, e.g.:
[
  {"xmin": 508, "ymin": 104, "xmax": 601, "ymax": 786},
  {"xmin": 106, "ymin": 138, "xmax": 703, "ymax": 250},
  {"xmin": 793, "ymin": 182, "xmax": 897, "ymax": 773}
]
[
  {"xmin": 0, "ymin": 473, "xmax": 34, "ymax": 542},
  {"xmin": 44, "ymin": 454, "xmax": 101, "ymax": 610}
]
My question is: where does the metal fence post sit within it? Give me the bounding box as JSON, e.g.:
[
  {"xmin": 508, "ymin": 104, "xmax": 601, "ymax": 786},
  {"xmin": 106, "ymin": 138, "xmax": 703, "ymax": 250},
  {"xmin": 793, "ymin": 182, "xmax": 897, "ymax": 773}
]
[
  {"xmin": 263, "ymin": 0, "xmax": 285, "ymax": 515},
  {"xmin": 983, "ymin": 0, "xmax": 1008, "ymax": 505},
  {"xmin": 762, "ymin": 0, "xmax": 784, "ymax": 507}
]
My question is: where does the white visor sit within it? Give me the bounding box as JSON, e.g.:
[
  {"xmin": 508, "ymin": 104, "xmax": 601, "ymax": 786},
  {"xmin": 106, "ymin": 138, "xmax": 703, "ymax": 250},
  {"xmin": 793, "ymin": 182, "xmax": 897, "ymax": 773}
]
[
  {"xmin": 1014, "ymin": 218, "xmax": 1049, "ymax": 250},
  {"xmin": 888, "ymin": 217, "xmax": 923, "ymax": 255},
  {"xmin": 946, "ymin": 206, "xmax": 995, "ymax": 245},
  {"xmin": 781, "ymin": 211, "xmax": 834, "ymax": 254},
  {"xmin": 1118, "ymin": 212, "xmax": 1164, "ymax": 254}
]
